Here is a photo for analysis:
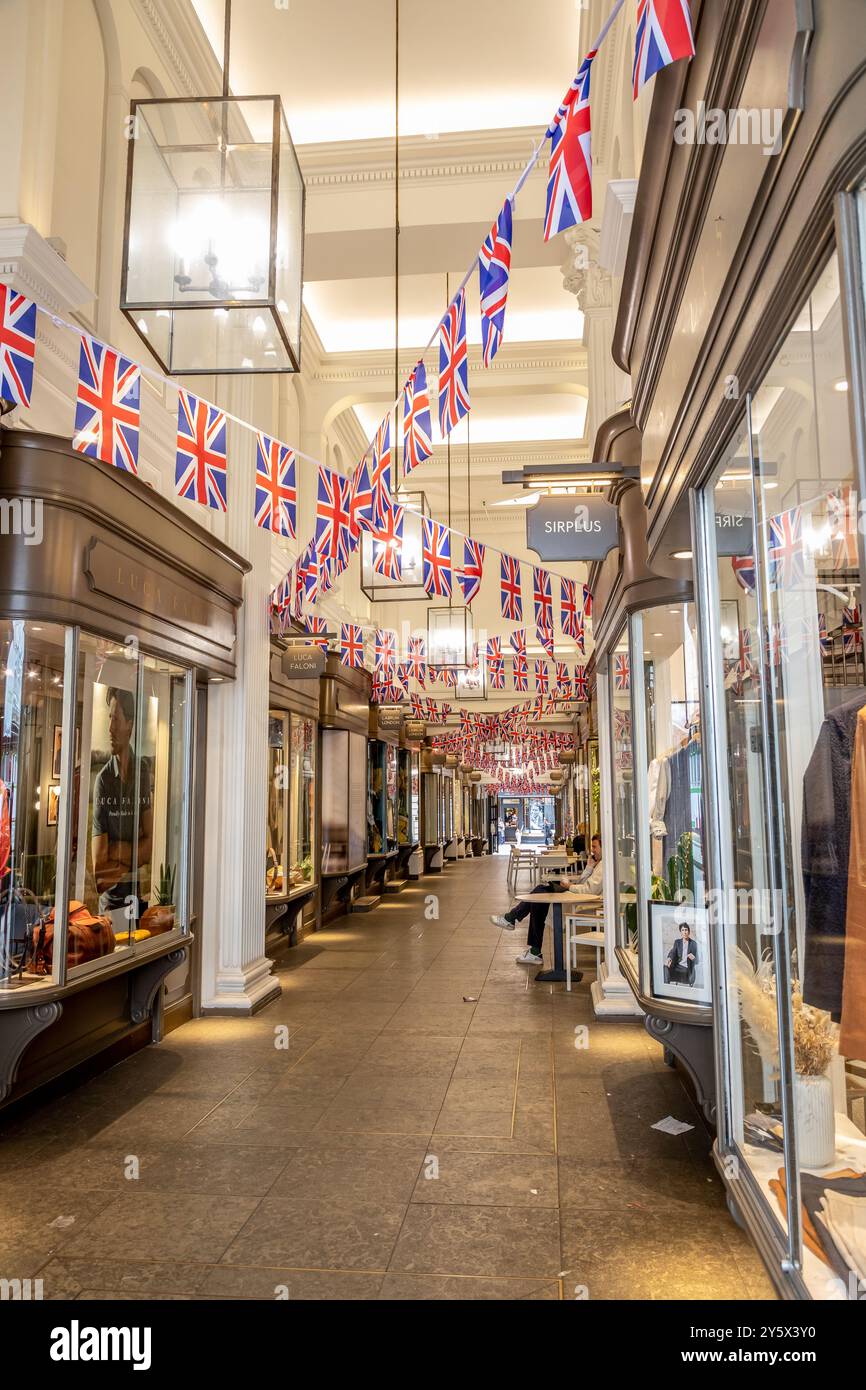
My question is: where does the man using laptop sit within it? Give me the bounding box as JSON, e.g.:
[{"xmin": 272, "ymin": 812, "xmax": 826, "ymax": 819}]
[{"xmin": 490, "ymin": 834, "xmax": 603, "ymax": 967}]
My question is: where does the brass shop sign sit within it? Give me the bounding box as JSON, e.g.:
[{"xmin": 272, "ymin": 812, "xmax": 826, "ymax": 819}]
[
  {"xmin": 404, "ymin": 719, "xmax": 426, "ymax": 740},
  {"xmin": 280, "ymin": 645, "xmax": 326, "ymax": 679},
  {"xmin": 376, "ymin": 704, "xmax": 403, "ymax": 729},
  {"xmin": 526, "ymin": 495, "xmax": 619, "ymax": 562}
]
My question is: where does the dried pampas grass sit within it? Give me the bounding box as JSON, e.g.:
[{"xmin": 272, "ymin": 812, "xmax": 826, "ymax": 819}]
[{"xmin": 729, "ymin": 946, "xmax": 837, "ymax": 1078}]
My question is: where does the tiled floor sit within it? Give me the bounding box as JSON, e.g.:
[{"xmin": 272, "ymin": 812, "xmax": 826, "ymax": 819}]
[{"xmin": 0, "ymin": 857, "xmax": 776, "ymax": 1300}]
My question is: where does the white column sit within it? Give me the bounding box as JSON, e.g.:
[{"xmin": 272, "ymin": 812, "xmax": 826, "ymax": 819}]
[
  {"xmin": 561, "ymin": 228, "xmax": 630, "ymax": 448},
  {"xmin": 594, "ymin": 667, "xmax": 641, "ymax": 1017},
  {"xmin": 199, "ymin": 375, "xmax": 280, "ymax": 1013}
]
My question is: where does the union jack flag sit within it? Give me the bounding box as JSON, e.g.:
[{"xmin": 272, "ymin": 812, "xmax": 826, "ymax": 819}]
[
  {"xmin": 409, "ymin": 635, "xmax": 427, "ymax": 685},
  {"xmin": 544, "ymin": 51, "xmax": 595, "ymax": 241},
  {"xmin": 339, "ymin": 623, "xmax": 365, "ymax": 669},
  {"xmin": 738, "ymin": 629, "xmax": 753, "ymax": 685},
  {"xmin": 423, "ymin": 517, "xmax": 452, "ymax": 597},
  {"xmin": 402, "ymin": 361, "xmax": 432, "ymax": 476},
  {"xmin": 371, "ymin": 414, "xmax": 393, "ymax": 528},
  {"xmin": 305, "ymin": 615, "xmax": 330, "ymax": 651},
  {"xmin": 486, "ymin": 636, "xmax": 502, "ymax": 662},
  {"xmin": 574, "ymin": 665, "xmax": 588, "ymax": 701},
  {"xmin": 827, "ymin": 487, "xmax": 859, "ymax": 570},
  {"xmin": 767, "ymin": 507, "xmax": 804, "ymax": 589},
  {"xmin": 535, "ymin": 660, "xmax": 549, "ymax": 694},
  {"xmin": 582, "ymin": 583, "xmax": 593, "ymax": 618},
  {"xmin": 395, "ymin": 662, "xmax": 411, "ymax": 695},
  {"xmin": 575, "ymin": 612, "xmax": 586, "ymax": 654},
  {"xmin": 843, "ymin": 605, "xmax": 863, "ymax": 655},
  {"xmin": 0, "ymin": 285, "xmax": 37, "ymax": 409},
  {"xmin": 556, "ymin": 661, "xmax": 569, "ymax": 689},
  {"xmin": 74, "ymin": 336, "xmax": 141, "ymax": 474},
  {"xmin": 254, "ymin": 433, "xmax": 296, "ymax": 537},
  {"xmin": 818, "ymin": 613, "xmax": 830, "ymax": 658},
  {"xmin": 732, "ymin": 553, "xmax": 756, "ymax": 594},
  {"xmin": 174, "ymin": 388, "xmax": 227, "ymax": 507},
  {"xmin": 510, "ymin": 628, "xmax": 526, "ymax": 658},
  {"xmin": 438, "ymin": 287, "xmax": 470, "ymax": 437},
  {"xmin": 533, "ymin": 566, "xmax": 553, "ymax": 637},
  {"xmin": 375, "ymin": 628, "xmax": 397, "ymax": 673},
  {"xmin": 298, "ymin": 544, "xmax": 318, "ymax": 605},
  {"xmin": 768, "ymin": 621, "xmax": 788, "ymax": 667},
  {"xmin": 614, "ymin": 653, "xmax": 630, "ymax": 691},
  {"xmin": 513, "ymin": 656, "xmax": 528, "ymax": 693},
  {"xmin": 411, "ymin": 693, "xmax": 425, "ymax": 718},
  {"xmin": 350, "ymin": 453, "xmax": 375, "ymax": 536},
  {"xmin": 489, "ymin": 659, "xmax": 505, "ymax": 691},
  {"xmin": 500, "ymin": 554, "xmax": 523, "ymax": 621},
  {"xmin": 478, "ymin": 197, "xmax": 512, "ymax": 368},
  {"xmin": 633, "ymin": 0, "xmax": 695, "ymax": 100},
  {"xmin": 459, "ymin": 537, "xmax": 485, "ymax": 604},
  {"xmin": 372, "ymin": 504, "xmax": 405, "ymax": 581},
  {"xmin": 560, "ymin": 578, "xmax": 578, "ymax": 639},
  {"xmin": 315, "ymin": 465, "xmax": 354, "ymax": 568}
]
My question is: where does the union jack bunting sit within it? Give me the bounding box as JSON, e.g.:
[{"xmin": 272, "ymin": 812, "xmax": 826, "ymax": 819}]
[
  {"xmin": 0, "ymin": 284, "xmax": 37, "ymax": 409},
  {"xmin": 556, "ymin": 661, "xmax": 569, "ymax": 689},
  {"xmin": 738, "ymin": 629, "xmax": 753, "ymax": 684},
  {"xmin": 843, "ymin": 605, "xmax": 863, "ymax": 654},
  {"xmin": 174, "ymin": 388, "xmax": 227, "ymax": 507},
  {"xmin": 533, "ymin": 566, "xmax": 553, "ymax": 645},
  {"xmin": 298, "ymin": 544, "xmax": 318, "ymax": 605},
  {"xmin": 509, "ymin": 628, "xmax": 526, "ymax": 658},
  {"xmin": 371, "ymin": 414, "xmax": 393, "ymax": 528},
  {"xmin": 500, "ymin": 554, "xmax": 523, "ymax": 621},
  {"xmin": 254, "ymin": 433, "xmax": 296, "ymax": 537},
  {"xmin": 582, "ymin": 583, "xmax": 593, "ymax": 618},
  {"xmin": 411, "ymin": 693, "xmax": 425, "ymax": 718},
  {"xmin": 438, "ymin": 287, "xmax": 470, "ymax": 437},
  {"xmin": 350, "ymin": 453, "xmax": 375, "ymax": 536},
  {"xmin": 305, "ymin": 615, "xmax": 330, "ymax": 651},
  {"xmin": 74, "ymin": 336, "xmax": 141, "ymax": 474},
  {"xmin": 574, "ymin": 665, "xmax": 588, "ymax": 701},
  {"xmin": 614, "ymin": 653, "xmax": 631, "ymax": 691},
  {"xmin": 402, "ymin": 361, "xmax": 432, "ymax": 476},
  {"xmin": 558, "ymin": 579, "xmax": 576, "ymax": 639},
  {"xmin": 818, "ymin": 612, "xmax": 830, "ymax": 657},
  {"xmin": 489, "ymin": 659, "xmax": 505, "ymax": 691},
  {"xmin": 769, "ymin": 621, "xmax": 788, "ymax": 667},
  {"xmin": 827, "ymin": 487, "xmax": 859, "ymax": 570},
  {"xmin": 315, "ymin": 465, "xmax": 354, "ymax": 568},
  {"xmin": 478, "ymin": 197, "xmax": 513, "ymax": 368},
  {"xmin": 768, "ymin": 507, "xmax": 804, "ymax": 589},
  {"xmin": 544, "ymin": 51, "xmax": 595, "ymax": 241},
  {"xmin": 459, "ymin": 538, "xmax": 485, "ymax": 604},
  {"xmin": 423, "ymin": 517, "xmax": 452, "ymax": 597},
  {"xmin": 633, "ymin": 0, "xmax": 695, "ymax": 100},
  {"xmin": 409, "ymin": 635, "xmax": 427, "ymax": 685},
  {"xmin": 513, "ymin": 657, "xmax": 528, "ymax": 693},
  {"xmin": 486, "ymin": 636, "xmax": 502, "ymax": 662},
  {"xmin": 396, "ymin": 662, "xmax": 411, "ymax": 695},
  {"xmin": 575, "ymin": 612, "xmax": 586, "ymax": 655},
  {"xmin": 340, "ymin": 623, "xmax": 365, "ymax": 670},
  {"xmin": 731, "ymin": 553, "xmax": 756, "ymax": 594},
  {"xmin": 442, "ymin": 668, "xmax": 458, "ymax": 689},
  {"xmin": 535, "ymin": 660, "xmax": 549, "ymax": 693},
  {"xmin": 374, "ymin": 628, "xmax": 397, "ymax": 673},
  {"xmin": 372, "ymin": 504, "xmax": 405, "ymax": 581}
]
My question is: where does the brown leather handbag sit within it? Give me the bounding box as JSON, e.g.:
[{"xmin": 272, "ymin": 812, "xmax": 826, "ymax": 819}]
[{"xmin": 32, "ymin": 901, "xmax": 116, "ymax": 975}]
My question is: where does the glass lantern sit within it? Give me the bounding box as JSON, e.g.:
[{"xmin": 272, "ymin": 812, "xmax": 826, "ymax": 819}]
[
  {"xmin": 121, "ymin": 97, "xmax": 304, "ymax": 375},
  {"xmin": 360, "ymin": 489, "xmax": 430, "ymax": 602},
  {"xmin": 428, "ymin": 606, "xmax": 473, "ymax": 669}
]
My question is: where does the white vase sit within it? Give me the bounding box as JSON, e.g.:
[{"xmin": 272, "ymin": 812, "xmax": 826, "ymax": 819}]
[{"xmin": 793, "ymin": 1071, "xmax": 836, "ymax": 1169}]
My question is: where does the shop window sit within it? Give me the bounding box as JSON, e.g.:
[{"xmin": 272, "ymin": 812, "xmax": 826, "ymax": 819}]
[
  {"xmin": 289, "ymin": 716, "xmax": 316, "ymax": 888},
  {"xmin": 698, "ymin": 249, "xmax": 866, "ymax": 1295},
  {"xmin": 266, "ymin": 712, "xmax": 288, "ymax": 896}
]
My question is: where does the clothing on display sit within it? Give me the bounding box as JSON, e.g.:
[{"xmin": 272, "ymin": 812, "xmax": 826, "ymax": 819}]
[
  {"xmin": 801, "ymin": 690, "xmax": 866, "ymax": 1020},
  {"xmin": 662, "ymin": 739, "xmax": 701, "ymax": 869},
  {"xmin": 647, "ymin": 754, "xmax": 670, "ymax": 873},
  {"xmin": 841, "ymin": 705, "xmax": 866, "ymax": 1059},
  {"xmin": 771, "ymin": 1166, "xmax": 866, "ymax": 1292}
]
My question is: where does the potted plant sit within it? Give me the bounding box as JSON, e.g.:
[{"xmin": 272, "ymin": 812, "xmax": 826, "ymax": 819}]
[{"xmin": 141, "ymin": 862, "xmax": 176, "ymax": 936}]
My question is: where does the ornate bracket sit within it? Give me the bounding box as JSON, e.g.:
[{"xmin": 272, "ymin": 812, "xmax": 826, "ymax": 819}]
[
  {"xmin": 645, "ymin": 1013, "xmax": 717, "ymax": 1125},
  {"xmin": 0, "ymin": 1001, "xmax": 63, "ymax": 1103},
  {"xmin": 129, "ymin": 947, "xmax": 187, "ymax": 1025}
]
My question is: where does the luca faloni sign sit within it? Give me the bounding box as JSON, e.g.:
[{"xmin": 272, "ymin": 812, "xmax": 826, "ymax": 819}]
[{"xmin": 526, "ymin": 495, "xmax": 619, "ymax": 562}]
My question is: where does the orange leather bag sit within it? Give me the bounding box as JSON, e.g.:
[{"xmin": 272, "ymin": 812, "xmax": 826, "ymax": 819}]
[{"xmin": 33, "ymin": 901, "xmax": 116, "ymax": 975}]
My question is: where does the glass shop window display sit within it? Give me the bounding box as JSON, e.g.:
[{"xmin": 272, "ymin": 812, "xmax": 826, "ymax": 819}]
[{"xmin": 702, "ymin": 250, "xmax": 866, "ymax": 1295}]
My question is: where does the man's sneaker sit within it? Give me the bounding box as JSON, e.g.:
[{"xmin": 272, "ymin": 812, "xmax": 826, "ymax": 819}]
[
  {"xmin": 490, "ymin": 914, "xmax": 516, "ymax": 930},
  {"xmin": 516, "ymin": 949, "xmax": 543, "ymax": 965}
]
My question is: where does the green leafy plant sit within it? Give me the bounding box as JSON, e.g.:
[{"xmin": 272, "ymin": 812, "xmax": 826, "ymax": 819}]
[{"xmin": 155, "ymin": 862, "xmax": 176, "ymax": 906}]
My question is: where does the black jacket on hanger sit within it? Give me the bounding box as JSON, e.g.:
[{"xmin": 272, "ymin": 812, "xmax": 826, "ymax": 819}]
[{"xmin": 801, "ymin": 690, "xmax": 866, "ymax": 1018}]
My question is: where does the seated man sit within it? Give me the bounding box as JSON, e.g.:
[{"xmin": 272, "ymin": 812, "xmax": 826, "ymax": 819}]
[
  {"xmin": 490, "ymin": 834, "xmax": 603, "ymax": 967},
  {"xmin": 664, "ymin": 922, "xmax": 698, "ymax": 987}
]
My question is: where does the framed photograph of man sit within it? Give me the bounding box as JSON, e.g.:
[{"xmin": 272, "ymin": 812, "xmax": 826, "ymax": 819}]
[
  {"xmin": 47, "ymin": 784, "xmax": 60, "ymax": 827},
  {"xmin": 649, "ymin": 902, "xmax": 711, "ymax": 1006}
]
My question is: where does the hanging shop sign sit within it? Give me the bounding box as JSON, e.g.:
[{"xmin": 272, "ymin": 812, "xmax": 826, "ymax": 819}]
[
  {"xmin": 280, "ymin": 645, "xmax": 326, "ymax": 680},
  {"xmin": 404, "ymin": 719, "xmax": 427, "ymax": 741},
  {"xmin": 526, "ymin": 495, "xmax": 619, "ymax": 562},
  {"xmin": 376, "ymin": 704, "xmax": 404, "ymax": 730},
  {"xmin": 713, "ymin": 492, "xmax": 753, "ymax": 556}
]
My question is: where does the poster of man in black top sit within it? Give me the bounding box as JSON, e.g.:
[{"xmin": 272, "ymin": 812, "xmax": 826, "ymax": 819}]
[{"xmin": 91, "ymin": 687, "xmax": 153, "ymax": 921}]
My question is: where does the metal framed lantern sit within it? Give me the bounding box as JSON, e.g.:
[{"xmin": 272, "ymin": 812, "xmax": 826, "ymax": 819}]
[
  {"xmin": 121, "ymin": 94, "xmax": 304, "ymax": 375},
  {"xmin": 427, "ymin": 605, "xmax": 473, "ymax": 670},
  {"xmin": 360, "ymin": 488, "xmax": 429, "ymax": 602}
]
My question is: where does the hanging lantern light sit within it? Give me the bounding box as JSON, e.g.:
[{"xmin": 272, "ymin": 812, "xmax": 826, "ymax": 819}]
[
  {"xmin": 120, "ymin": 2, "xmax": 304, "ymax": 375},
  {"xmin": 360, "ymin": 488, "xmax": 430, "ymax": 602},
  {"xmin": 427, "ymin": 605, "xmax": 473, "ymax": 670}
]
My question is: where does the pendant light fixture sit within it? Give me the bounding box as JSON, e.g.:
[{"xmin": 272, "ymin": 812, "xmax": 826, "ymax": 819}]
[
  {"xmin": 428, "ymin": 273, "xmax": 472, "ymax": 670},
  {"xmin": 120, "ymin": 0, "xmax": 305, "ymax": 375}
]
